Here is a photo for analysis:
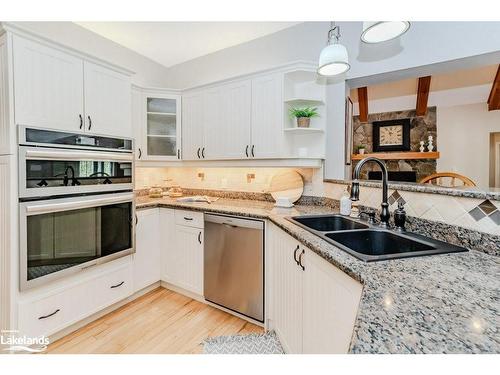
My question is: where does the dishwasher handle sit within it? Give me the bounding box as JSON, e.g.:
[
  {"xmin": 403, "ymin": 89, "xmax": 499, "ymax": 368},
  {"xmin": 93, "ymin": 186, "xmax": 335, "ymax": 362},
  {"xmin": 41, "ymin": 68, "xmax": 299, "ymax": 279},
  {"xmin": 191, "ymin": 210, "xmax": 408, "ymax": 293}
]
[{"xmin": 205, "ymin": 214, "xmax": 264, "ymax": 230}]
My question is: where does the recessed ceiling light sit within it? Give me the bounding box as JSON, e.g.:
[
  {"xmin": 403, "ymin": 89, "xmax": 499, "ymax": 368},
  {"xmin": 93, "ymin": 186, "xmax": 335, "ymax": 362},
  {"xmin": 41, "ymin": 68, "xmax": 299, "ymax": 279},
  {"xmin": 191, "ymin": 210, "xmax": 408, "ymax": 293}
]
[{"xmin": 361, "ymin": 21, "xmax": 410, "ymax": 44}]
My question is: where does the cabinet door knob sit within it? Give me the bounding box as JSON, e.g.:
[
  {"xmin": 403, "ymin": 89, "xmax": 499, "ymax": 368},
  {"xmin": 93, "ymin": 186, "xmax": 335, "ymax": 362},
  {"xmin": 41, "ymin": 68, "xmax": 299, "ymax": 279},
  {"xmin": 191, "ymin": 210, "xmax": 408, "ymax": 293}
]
[
  {"xmin": 293, "ymin": 245, "xmax": 300, "ymax": 265},
  {"xmin": 79, "ymin": 114, "xmax": 83, "ymax": 130},
  {"xmin": 38, "ymin": 309, "xmax": 60, "ymax": 320},
  {"xmin": 87, "ymin": 115, "xmax": 92, "ymax": 130},
  {"xmin": 251, "ymin": 145, "xmax": 255, "ymax": 157},
  {"xmin": 298, "ymin": 249, "xmax": 305, "ymax": 271}
]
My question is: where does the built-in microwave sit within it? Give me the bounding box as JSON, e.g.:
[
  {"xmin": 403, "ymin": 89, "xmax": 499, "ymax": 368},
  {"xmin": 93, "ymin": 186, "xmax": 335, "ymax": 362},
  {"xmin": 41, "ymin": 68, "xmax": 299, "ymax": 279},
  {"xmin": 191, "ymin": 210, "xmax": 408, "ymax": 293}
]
[
  {"xmin": 18, "ymin": 126, "xmax": 134, "ymax": 199},
  {"xmin": 19, "ymin": 192, "xmax": 135, "ymax": 290}
]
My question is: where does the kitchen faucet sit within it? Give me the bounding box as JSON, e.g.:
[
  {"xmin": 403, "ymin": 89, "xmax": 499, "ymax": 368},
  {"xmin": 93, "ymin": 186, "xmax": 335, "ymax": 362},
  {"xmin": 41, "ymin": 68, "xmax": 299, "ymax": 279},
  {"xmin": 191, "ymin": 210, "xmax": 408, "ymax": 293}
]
[{"xmin": 350, "ymin": 157, "xmax": 390, "ymax": 227}]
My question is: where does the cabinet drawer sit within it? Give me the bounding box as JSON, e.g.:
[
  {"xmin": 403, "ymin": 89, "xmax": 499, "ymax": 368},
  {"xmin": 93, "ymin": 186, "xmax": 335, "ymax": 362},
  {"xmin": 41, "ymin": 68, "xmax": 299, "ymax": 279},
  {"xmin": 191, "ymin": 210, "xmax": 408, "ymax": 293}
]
[
  {"xmin": 18, "ymin": 282, "xmax": 91, "ymax": 338},
  {"xmin": 175, "ymin": 210, "xmax": 204, "ymax": 228},
  {"xmin": 92, "ymin": 263, "xmax": 133, "ymax": 310}
]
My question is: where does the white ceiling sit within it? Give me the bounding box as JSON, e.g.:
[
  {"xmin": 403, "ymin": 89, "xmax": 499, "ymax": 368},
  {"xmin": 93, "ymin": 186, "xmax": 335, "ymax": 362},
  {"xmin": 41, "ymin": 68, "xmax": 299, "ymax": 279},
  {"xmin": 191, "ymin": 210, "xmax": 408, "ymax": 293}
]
[{"xmin": 76, "ymin": 22, "xmax": 301, "ymax": 68}]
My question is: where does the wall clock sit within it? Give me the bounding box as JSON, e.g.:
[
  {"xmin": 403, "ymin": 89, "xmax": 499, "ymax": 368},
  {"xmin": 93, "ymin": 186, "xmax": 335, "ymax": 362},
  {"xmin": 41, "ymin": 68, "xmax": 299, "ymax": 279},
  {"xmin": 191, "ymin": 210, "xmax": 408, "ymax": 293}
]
[{"xmin": 372, "ymin": 119, "xmax": 411, "ymax": 152}]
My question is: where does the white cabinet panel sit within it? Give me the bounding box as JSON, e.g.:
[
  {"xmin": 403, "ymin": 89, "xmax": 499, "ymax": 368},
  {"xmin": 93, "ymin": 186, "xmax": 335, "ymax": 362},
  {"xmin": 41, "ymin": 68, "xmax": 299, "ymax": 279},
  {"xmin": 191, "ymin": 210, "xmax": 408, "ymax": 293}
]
[
  {"xmin": 12, "ymin": 36, "xmax": 84, "ymax": 132},
  {"xmin": 160, "ymin": 208, "xmax": 175, "ymax": 281},
  {"xmin": 165, "ymin": 221, "xmax": 203, "ymax": 295},
  {"xmin": 83, "ymin": 61, "xmax": 131, "ymax": 137},
  {"xmin": 302, "ymin": 249, "xmax": 363, "ymax": 354},
  {"xmin": 92, "ymin": 262, "xmax": 133, "ymax": 310},
  {"xmin": 181, "ymin": 91, "xmax": 204, "ymax": 160},
  {"xmin": 269, "ymin": 225, "xmax": 303, "ymax": 354},
  {"xmin": 202, "ymin": 87, "xmax": 223, "ymax": 160},
  {"xmin": 134, "ymin": 208, "xmax": 161, "ymax": 292},
  {"xmin": 131, "ymin": 88, "xmax": 144, "ymax": 160},
  {"xmin": 251, "ymin": 74, "xmax": 284, "ymax": 158}
]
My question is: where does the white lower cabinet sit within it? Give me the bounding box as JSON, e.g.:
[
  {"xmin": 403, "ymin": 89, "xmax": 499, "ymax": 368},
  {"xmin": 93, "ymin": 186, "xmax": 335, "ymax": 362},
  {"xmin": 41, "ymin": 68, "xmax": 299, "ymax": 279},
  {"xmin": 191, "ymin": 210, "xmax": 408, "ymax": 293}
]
[
  {"xmin": 268, "ymin": 223, "xmax": 363, "ymax": 354},
  {"xmin": 18, "ymin": 258, "xmax": 133, "ymax": 338},
  {"xmin": 162, "ymin": 208, "xmax": 203, "ymax": 295},
  {"xmin": 133, "ymin": 208, "xmax": 161, "ymax": 292}
]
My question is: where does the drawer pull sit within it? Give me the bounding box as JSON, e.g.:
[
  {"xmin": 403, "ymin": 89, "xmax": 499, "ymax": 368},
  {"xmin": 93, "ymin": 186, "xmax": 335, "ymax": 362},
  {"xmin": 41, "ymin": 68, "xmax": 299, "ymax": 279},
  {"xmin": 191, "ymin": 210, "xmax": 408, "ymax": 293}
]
[
  {"xmin": 38, "ymin": 309, "xmax": 60, "ymax": 320},
  {"xmin": 183, "ymin": 217, "xmax": 193, "ymax": 221},
  {"xmin": 110, "ymin": 281, "xmax": 125, "ymax": 289}
]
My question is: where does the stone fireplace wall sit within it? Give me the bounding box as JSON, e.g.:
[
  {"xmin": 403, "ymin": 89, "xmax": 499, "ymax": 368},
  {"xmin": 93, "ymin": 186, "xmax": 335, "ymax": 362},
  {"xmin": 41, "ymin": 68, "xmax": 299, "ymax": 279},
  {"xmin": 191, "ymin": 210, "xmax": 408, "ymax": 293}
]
[{"xmin": 352, "ymin": 106, "xmax": 437, "ymax": 182}]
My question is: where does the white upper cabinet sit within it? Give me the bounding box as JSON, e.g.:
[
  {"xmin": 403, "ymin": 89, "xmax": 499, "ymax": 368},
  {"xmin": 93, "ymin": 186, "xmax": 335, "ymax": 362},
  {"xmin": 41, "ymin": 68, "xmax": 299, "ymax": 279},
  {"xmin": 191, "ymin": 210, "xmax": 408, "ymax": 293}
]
[
  {"xmin": 12, "ymin": 35, "xmax": 132, "ymax": 138},
  {"xmin": 217, "ymin": 80, "xmax": 252, "ymax": 159},
  {"xmin": 181, "ymin": 91, "xmax": 204, "ymax": 160},
  {"xmin": 12, "ymin": 35, "xmax": 85, "ymax": 132},
  {"xmin": 83, "ymin": 61, "xmax": 131, "ymax": 137},
  {"xmin": 251, "ymin": 73, "xmax": 284, "ymax": 158},
  {"xmin": 131, "ymin": 88, "xmax": 143, "ymax": 159},
  {"xmin": 140, "ymin": 91, "xmax": 182, "ymax": 161}
]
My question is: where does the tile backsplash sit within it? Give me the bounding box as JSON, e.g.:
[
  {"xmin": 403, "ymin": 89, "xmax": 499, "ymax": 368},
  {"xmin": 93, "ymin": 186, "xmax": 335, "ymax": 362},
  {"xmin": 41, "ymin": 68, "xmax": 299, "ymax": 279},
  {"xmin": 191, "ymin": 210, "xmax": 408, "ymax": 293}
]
[{"xmin": 135, "ymin": 166, "xmax": 500, "ymax": 237}]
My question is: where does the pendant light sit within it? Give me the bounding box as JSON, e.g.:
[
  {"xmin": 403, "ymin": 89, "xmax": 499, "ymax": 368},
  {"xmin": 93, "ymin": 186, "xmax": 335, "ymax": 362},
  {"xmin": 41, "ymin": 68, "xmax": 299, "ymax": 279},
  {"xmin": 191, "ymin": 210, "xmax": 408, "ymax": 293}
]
[
  {"xmin": 317, "ymin": 22, "xmax": 350, "ymax": 77},
  {"xmin": 361, "ymin": 21, "xmax": 410, "ymax": 44}
]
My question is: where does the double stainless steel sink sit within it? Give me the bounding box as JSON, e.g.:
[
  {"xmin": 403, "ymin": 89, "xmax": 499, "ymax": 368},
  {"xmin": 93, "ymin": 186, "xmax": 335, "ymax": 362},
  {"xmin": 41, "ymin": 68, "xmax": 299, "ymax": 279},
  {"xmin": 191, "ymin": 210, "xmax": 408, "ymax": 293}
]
[{"xmin": 286, "ymin": 214, "xmax": 468, "ymax": 262}]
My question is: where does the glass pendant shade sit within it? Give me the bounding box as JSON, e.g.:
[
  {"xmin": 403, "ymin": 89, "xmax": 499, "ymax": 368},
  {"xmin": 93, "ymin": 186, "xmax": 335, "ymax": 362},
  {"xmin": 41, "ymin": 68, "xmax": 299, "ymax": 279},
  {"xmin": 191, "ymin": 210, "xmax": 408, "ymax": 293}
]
[
  {"xmin": 317, "ymin": 43, "xmax": 350, "ymax": 77},
  {"xmin": 361, "ymin": 21, "xmax": 410, "ymax": 43}
]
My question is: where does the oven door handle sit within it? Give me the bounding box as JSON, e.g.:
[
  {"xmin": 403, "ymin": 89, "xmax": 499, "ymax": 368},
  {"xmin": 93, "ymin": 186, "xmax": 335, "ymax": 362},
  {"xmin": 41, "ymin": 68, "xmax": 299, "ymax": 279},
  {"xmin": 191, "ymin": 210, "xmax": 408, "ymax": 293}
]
[
  {"xmin": 24, "ymin": 148, "xmax": 133, "ymax": 162},
  {"xmin": 25, "ymin": 194, "xmax": 135, "ymax": 215}
]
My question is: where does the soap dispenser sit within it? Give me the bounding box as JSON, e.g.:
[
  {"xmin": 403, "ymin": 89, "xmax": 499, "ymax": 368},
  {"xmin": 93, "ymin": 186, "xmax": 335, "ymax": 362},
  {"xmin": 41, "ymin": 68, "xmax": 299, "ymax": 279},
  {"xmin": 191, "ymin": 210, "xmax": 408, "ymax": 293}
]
[
  {"xmin": 394, "ymin": 201, "xmax": 407, "ymax": 231},
  {"xmin": 340, "ymin": 187, "xmax": 352, "ymax": 216}
]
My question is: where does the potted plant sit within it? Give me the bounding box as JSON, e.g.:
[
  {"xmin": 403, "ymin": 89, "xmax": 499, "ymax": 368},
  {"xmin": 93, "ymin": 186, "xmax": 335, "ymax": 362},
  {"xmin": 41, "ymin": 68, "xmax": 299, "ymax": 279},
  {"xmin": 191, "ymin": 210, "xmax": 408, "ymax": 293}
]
[
  {"xmin": 356, "ymin": 145, "xmax": 366, "ymax": 155},
  {"xmin": 289, "ymin": 107, "xmax": 319, "ymax": 128}
]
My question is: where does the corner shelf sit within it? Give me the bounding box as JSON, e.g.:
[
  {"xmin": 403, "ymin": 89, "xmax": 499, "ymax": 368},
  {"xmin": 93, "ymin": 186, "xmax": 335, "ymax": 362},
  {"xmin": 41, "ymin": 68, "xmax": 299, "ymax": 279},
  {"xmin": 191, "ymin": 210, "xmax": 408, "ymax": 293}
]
[
  {"xmin": 351, "ymin": 151, "xmax": 440, "ymax": 161},
  {"xmin": 284, "ymin": 127, "xmax": 324, "ymax": 135},
  {"xmin": 284, "ymin": 97, "xmax": 324, "ymax": 105}
]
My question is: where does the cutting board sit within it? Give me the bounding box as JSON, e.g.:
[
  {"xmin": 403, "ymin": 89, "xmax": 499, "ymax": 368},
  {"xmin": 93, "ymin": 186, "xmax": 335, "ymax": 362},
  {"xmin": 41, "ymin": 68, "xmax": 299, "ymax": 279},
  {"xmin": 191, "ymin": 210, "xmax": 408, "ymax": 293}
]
[{"xmin": 268, "ymin": 170, "xmax": 304, "ymax": 204}]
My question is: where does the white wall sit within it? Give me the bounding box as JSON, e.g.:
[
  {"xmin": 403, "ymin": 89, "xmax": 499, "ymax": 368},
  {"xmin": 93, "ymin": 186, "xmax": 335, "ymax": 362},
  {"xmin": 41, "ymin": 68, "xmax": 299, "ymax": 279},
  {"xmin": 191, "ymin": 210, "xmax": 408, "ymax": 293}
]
[
  {"xmin": 437, "ymin": 103, "xmax": 500, "ymax": 188},
  {"xmin": 8, "ymin": 22, "xmax": 172, "ymax": 87}
]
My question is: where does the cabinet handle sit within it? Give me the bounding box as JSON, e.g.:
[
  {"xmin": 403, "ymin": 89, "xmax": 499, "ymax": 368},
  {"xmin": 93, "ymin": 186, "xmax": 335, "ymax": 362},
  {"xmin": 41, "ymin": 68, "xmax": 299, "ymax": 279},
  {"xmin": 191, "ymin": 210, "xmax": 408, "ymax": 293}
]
[
  {"xmin": 251, "ymin": 145, "xmax": 255, "ymax": 157},
  {"xmin": 177, "ymin": 149, "xmax": 180, "ymax": 159},
  {"xmin": 138, "ymin": 148, "xmax": 142, "ymax": 159},
  {"xmin": 135, "ymin": 213, "xmax": 138, "ymax": 225},
  {"xmin": 110, "ymin": 281, "xmax": 125, "ymax": 289},
  {"xmin": 198, "ymin": 231, "xmax": 202, "ymax": 244},
  {"xmin": 38, "ymin": 309, "xmax": 60, "ymax": 320},
  {"xmin": 202, "ymin": 147, "xmax": 205, "ymax": 158},
  {"xmin": 79, "ymin": 114, "xmax": 83, "ymax": 130},
  {"xmin": 293, "ymin": 245, "xmax": 300, "ymax": 265},
  {"xmin": 298, "ymin": 249, "xmax": 305, "ymax": 271},
  {"xmin": 87, "ymin": 115, "xmax": 92, "ymax": 130},
  {"xmin": 197, "ymin": 147, "xmax": 201, "ymax": 159},
  {"xmin": 245, "ymin": 145, "xmax": 249, "ymax": 157},
  {"xmin": 183, "ymin": 217, "xmax": 193, "ymax": 221}
]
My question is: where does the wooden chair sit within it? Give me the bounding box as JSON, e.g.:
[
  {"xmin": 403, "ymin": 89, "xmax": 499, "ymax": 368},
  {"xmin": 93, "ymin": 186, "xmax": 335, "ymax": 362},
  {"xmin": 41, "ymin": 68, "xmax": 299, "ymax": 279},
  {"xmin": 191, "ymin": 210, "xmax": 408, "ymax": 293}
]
[{"xmin": 419, "ymin": 172, "xmax": 476, "ymax": 187}]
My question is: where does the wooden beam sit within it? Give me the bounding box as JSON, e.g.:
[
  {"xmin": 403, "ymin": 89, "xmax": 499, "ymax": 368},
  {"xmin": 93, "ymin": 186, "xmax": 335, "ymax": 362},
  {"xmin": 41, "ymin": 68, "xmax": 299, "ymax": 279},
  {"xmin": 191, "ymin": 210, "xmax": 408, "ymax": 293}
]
[
  {"xmin": 357, "ymin": 87, "xmax": 368, "ymax": 122},
  {"xmin": 352, "ymin": 151, "xmax": 440, "ymax": 161},
  {"xmin": 416, "ymin": 76, "xmax": 431, "ymax": 116},
  {"xmin": 488, "ymin": 65, "xmax": 500, "ymax": 111}
]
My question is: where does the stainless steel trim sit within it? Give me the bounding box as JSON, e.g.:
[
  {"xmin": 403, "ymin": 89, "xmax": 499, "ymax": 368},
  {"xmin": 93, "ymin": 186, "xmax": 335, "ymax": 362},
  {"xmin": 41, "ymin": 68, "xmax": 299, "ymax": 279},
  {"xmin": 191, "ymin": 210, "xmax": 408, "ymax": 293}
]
[{"xmin": 24, "ymin": 148, "xmax": 133, "ymax": 162}]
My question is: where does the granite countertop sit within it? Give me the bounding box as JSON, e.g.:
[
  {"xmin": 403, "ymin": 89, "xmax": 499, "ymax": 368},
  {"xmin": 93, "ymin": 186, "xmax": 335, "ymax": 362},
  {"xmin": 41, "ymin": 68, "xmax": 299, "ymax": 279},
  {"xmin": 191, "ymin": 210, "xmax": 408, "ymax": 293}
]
[{"xmin": 136, "ymin": 196, "xmax": 500, "ymax": 354}]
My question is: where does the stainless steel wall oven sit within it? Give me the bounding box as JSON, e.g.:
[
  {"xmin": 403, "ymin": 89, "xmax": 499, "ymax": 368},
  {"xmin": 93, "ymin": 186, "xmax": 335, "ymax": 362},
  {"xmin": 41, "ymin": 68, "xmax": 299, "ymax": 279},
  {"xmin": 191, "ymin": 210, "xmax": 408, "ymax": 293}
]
[{"xmin": 18, "ymin": 127, "xmax": 135, "ymax": 290}]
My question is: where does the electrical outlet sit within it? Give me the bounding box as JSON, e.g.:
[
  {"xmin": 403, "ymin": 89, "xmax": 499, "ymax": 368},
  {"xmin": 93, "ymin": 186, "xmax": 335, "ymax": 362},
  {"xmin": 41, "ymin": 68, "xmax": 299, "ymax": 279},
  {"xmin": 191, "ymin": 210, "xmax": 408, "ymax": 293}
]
[{"xmin": 247, "ymin": 173, "xmax": 256, "ymax": 183}]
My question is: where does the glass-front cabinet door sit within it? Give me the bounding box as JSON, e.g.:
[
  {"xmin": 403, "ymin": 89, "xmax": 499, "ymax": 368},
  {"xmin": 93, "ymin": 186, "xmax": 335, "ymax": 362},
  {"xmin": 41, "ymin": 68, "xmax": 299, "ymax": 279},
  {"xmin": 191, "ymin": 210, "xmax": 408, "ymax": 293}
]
[{"xmin": 142, "ymin": 93, "xmax": 181, "ymax": 160}]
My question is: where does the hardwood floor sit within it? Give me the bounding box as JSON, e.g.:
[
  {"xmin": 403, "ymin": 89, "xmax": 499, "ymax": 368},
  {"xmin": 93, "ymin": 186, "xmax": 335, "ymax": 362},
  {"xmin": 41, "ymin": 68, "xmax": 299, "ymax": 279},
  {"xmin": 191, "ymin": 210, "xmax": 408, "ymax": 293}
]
[{"xmin": 46, "ymin": 287, "xmax": 263, "ymax": 354}]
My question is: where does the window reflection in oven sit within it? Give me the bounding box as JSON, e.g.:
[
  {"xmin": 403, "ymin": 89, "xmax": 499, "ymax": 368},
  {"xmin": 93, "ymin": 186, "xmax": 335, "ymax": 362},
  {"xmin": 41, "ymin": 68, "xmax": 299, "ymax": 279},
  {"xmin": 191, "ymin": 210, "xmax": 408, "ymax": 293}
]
[{"xmin": 26, "ymin": 160, "xmax": 132, "ymax": 189}]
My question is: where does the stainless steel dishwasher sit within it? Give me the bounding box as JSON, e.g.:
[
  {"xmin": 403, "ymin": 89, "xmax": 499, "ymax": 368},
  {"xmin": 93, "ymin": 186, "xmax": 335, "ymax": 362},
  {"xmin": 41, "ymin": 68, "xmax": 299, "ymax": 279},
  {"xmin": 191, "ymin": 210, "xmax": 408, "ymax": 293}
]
[{"xmin": 204, "ymin": 213, "xmax": 264, "ymax": 322}]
